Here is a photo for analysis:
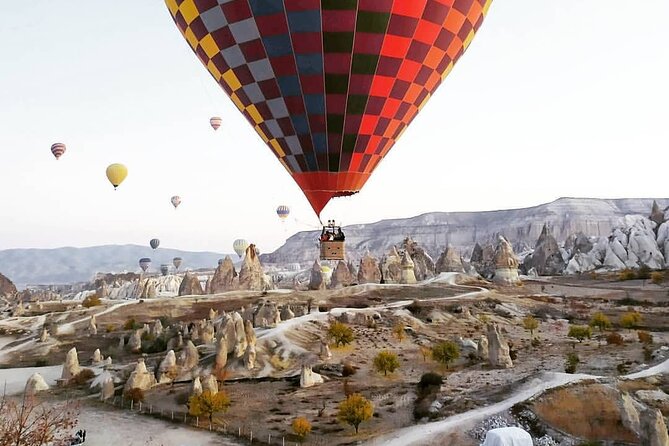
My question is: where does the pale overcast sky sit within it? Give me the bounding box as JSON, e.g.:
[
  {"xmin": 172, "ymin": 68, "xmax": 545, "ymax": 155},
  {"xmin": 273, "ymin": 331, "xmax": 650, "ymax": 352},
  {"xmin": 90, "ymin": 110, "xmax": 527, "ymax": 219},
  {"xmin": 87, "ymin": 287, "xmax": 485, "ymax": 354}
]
[{"xmin": 0, "ymin": 1, "xmax": 667, "ymax": 254}]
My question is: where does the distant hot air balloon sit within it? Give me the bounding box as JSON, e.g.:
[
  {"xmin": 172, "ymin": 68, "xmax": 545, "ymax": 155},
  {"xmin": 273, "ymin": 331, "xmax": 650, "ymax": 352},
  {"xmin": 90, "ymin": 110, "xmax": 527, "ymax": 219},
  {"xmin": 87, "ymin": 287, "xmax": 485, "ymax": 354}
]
[
  {"xmin": 50, "ymin": 143, "xmax": 66, "ymax": 160},
  {"xmin": 173, "ymin": 257, "xmax": 182, "ymax": 270},
  {"xmin": 139, "ymin": 258, "xmax": 151, "ymax": 272},
  {"xmin": 160, "ymin": 264, "xmax": 170, "ymax": 276},
  {"xmin": 209, "ymin": 117, "xmax": 222, "ymax": 131},
  {"xmin": 233, "ymin": 239, "xmax": 249, "ymax": 258},
  {"xmin": 150, "ymin": 238, "xmax": 160, "ymax": 250},
  {"xmin": 106, "ymin": 163, "xmax": 128, "ymax": 190},
  {"xmin": 276, "ymin": 205, "xmax": 290, "ymax": 221},
  {"xmin": 165, "ymin": 0, "xmax": 493, "ymax": 216},
  {"xmin": 171, "ymin": 195, "xmax": 182, "ymax": 209}
]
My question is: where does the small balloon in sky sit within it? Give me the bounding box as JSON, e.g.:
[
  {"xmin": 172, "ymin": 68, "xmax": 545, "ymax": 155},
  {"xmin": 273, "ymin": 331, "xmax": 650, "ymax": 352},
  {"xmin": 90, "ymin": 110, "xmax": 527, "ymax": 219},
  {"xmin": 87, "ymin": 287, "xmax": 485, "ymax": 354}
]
[
  {"xmin": 106, "ymin": 163, "xmax": 128, "ymax": 190},
  {"xmin": 50, "ymin": 143, "xmax": 66, "ymax": 160}
]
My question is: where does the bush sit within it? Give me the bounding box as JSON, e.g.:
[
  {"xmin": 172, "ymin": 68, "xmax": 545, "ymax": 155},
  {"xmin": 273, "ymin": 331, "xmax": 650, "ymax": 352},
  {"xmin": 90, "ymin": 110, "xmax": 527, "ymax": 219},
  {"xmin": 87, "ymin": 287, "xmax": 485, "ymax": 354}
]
[
  {"xmin": 124, "ymin": 318, "xmax": 141, "ymax": 330},
  {"xmin": 106, "ymin": 324, "xmax": 115, "ymax": 333},
  {"xmin": 619, "ymin": 312, "xmax": 643, "ymax": 329},
  {"xmin": 142, "ymin": 336, "xmax": 167, "ymax": 354},
  {"xmin": 417, "ymin": 372, "xmax": 443, "ymax": 391},
  {"xmin": 82, "ymin": 294, "xmax": 101, "ymax": 308},
  {"xmin": 69, "ymin": 368, "xmax": 95, "ymax": 386},
  {"xmin": 638, "ymin": 330, "xmax": 653, "ymax": 344},
  {"xmin": 337, "ymin": 393, "xmax": 374, "ymax": 434},
  {"xmin": 531, "ymin": 338, "xmax": 541, "ymax": 348},
  {"xmin": 292, "ymin": 417, "xmax": 312, "ymax": 440},
  {"xmin": 565, "ymin": 352, "xmax": 579, "ymax": 374},
  {"xmin": 393, "ymin": 324, "xmax": 406, "ymax": 342},
  {"xmin": 418, "ymin": 345, "xmax": 432, "ymax": 362},
  {"xmin": 124, "ymin": 387, "xmax": 145, "ymax": 403},
  {"xmin": 373, "ymin": 351, "xmax": 400, "ymax": 376},
  {"xmin": 328, "ymin": 321, "xmax": 354, "ymax": 347},
  {"xmin": 651, "ymin": 271, "xmax": 665, "ymax": 285},
  {"xmin": 637, "ymin": 265, "xmax": 651, "ymax": 280},
  {"xmin": 606, "ymin": 332, "xmax": 624, "ymax": 346},
  {"xmin": 589, "ymin": 312, "xmax": 612, "ymax": 332},
  {"xmin": 643, "ymin": 344, "xmax": 653, "ymax": 361},
  {"xmin": 431, "ymin": 341, "xmax": 460, "ymax": 369},
  {"xmin": 342, "ymin": 363, "xmax": 357, "ymax": 377},
  {"xmin": 619, "ymin": 269, "xmax": 636, "ymax": 281},
  {"xmin": 568, "ymin": 325, "xmax": 592, "ymax": 343},
  {"xmin": 522, "ymin": 315, "xmax": 539, "ymax": 337}
]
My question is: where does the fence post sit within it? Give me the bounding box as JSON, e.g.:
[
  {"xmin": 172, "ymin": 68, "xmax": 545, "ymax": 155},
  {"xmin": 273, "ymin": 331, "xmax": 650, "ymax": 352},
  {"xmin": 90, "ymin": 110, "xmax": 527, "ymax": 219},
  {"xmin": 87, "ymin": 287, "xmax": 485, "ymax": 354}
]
[
  {"xmin": 150, "ymin": 405, "xmax": 153, "ymax": 414},
  {"xmin": 250, "ymin": 430, "xmax": 253, "ymax": 443},
  {"xmin": 171, "ymin": 411, "xmax": 174, "ymax": 420},
  {"xmin": 139, "ymin": 401, "xmax": 142, "ymax": 412},
  {"xmin": 209, "ymin": 421, "xmax": 212, "ymax": 431},
  {"xmin": 268, "ymin": 434, "xmax": 271, "ymax": 444},
  {"xmin": 130, "ymin": 400, "xmax": 134, "ymax": 411},
  {"xmin": 184, "ymin": 413, "xmax": 187, "ymax": 423},
  {"xmin": 282, "ymin": 437, "xmax": 285, "ymax": 446},
  {"xmin": 196, "ymin": 417, "xmax": 199, "ymax": 427},
  {"xmin": 239, "ymin": 426, "xmax": 241, "ymax": 436}
]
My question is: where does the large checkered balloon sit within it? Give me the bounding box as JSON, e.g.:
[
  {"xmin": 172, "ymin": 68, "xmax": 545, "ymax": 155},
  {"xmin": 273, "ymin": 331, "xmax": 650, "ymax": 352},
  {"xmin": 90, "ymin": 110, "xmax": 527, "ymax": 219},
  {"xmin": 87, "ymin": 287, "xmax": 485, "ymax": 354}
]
[{"xmin": 165, "ymin": 0, "xmax": 493, "ymax": 216}]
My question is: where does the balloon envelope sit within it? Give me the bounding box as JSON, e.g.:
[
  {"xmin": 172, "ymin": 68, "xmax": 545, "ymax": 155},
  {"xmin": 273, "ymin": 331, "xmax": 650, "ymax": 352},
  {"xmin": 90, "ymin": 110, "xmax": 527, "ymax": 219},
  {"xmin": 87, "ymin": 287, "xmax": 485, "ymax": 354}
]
[
  {"xmin": 173, "ymin": 257, "xmax": 183, "ymax": 270},
  {"xmin": 160, "ymin": 264, "xmax": 170, "ymax": 276},
  {"xmin": 165, "ymin": 0, "xmax": 492, "ymax": 215},
  {"xmin": 150, "ymin": 238, "xmax": 160, "ymax": 250},
  {"xmin": 51, "ymin": 143, "xmax": 66, "ymax": 160},
  {"xmin": 139, "ymin": 258, "xmax": 151, "ymax": 272},
  {"xmin": 210, "ymin": 116, "xmax": 222, "ymax": 130},
  {"xmin": 106, "ymin": 163, "xmax": 128, "ymax": 189},
  {"xmin": 171, "ymin": 195, "xmax": 182, "ymax": 209},
  {"xmin": 276, "ymin": 205, "xmax": 290, "ymax": 220},
  {"xmin": 233, "ymin": 239, "xmax": 249, "ymax": 258}
]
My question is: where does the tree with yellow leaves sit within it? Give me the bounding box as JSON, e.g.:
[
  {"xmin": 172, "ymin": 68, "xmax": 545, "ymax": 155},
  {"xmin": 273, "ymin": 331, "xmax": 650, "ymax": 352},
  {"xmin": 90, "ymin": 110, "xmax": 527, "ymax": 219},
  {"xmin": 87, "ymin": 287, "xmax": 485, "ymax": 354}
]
[
  {"xmin": 188, "ymin": 390, "xmax": 230, "ymax": 425},
  {"xmin": 337, "ymin": 393, "xmax": 374, "ymax": 434}
]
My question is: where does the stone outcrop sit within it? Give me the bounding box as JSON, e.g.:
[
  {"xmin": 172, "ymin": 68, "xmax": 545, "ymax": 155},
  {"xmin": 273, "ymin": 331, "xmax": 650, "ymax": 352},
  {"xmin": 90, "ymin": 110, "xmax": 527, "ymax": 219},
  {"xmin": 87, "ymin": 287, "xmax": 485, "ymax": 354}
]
[
  {"xmin": 641, "ymin": 407, "xmax": 669, "ymax": 446},
  {"xmin": 92, "ymin": 349, "xmax": 103, "ymax": 364},
  {"xmin": 233, "ymin": 313, "xmax": 247, "ymax": 358},
  {"xmin": 101, "ymin": 376, "xmax": 115, "ymax": 401},
  {"xmin": 330, "ymin": 261, "xmax": 354, "ymax": 288},
  {"xmin": 308, "ymin": 261, "xmax": 325, "ymax": 290},
  {"xmin": 179, "ymin": 340, "xmax": 199, "ymax": 372},
  {"xmin": 158, "ymin": 350, "xmax": 178, "ymax": 384},
  {"xmin": 400, "ymin": 250, "xmax": 417, "ymax": 284},
  {"xmin": 151, "ymin": 319, "xmax": 163, "ymax": 337},
  {"xmin": 201, "ymin": 322, "xmax": 215, "ymax": 344},
  {"xmin": 207, "ymin": 256, "xmax": 237, "ymax": 293},
  {"xmin": 138, "ymin": 278, "xmax": 158, "ymax": 299},
  {"xmin": 201, "ymin": 374, "xmax": 219, "ymax": 394},
  {"xmin": 244, "ymin": 320, "xmax": 256, "ymax": 347},
  {"xmin": 128, "ymin": 330, "xmax": 142, "ymax": 353},
  {"xmin": 167, "ymin": 333, "xmax": 183, "ymax": 352},
  {"xmin": 244, "ymin": 345, "xmax": 256, "ymax": 369},
  {"xmin": 435, "ymin": 246, "xmax": 465, "ymax": 273},
  {"xmin": 280, "ymin": 306, "xmax": 295, "ymax": 321},
  {"xmin": 299, "ymin": 364, "xmax": 324, "ymax": 388},
  {"xmin": 215, "ymin": 335, "xmax": 228, "ymax": 370},
  {"xmin": 477, "ymin": 335, "xmax": 489, "ymax": 361},
  {"xmin": 61, "ymin": 348, "xmax": 81, "ymax": 381},
  {"xmin": 25, "ymin": 373, "xmax": 50, "ymax": 395},
  {"xmin": 486, "ymin": 324, "xmax": 513, "ymax": 368},
  {"xmin": 0, "ymin": 272, "xmax": 17, "ymax": 298},
  {"xmin": 118, "ymin": 335, "xmax": 125, "ymax": 349},
  {"xmin": 255, "ymin": 302, "xmax": 280, "ymax": 328},
  {"xmin": 358, "ymin": 253, "xmax": 381, "ymax": 284},
  {"xmin": 88, "ymin": 315, "xmax": 97, "ymax": 335},
  {"xmin": 380, "ymin": 247, "xmax": 402, "ymax": 284},
  {"xmin": 402, "ymin": 237, "xmax": 435, "ymax": 280},
  {"xmin": 179, "ymin": 272, "xmax": 204, "ymax": 296},
  {"xmin": 523, "ymin": 224, "xmax": 565, "ymax": 276},
  {"xmin": 208, "ymin": 308, "xmax": 218, "ymax": 321},
  {"xmin": 492, "ymin": 236, "xmax": 520, "ymax": 285},
  {"xmin": 238, "ymin": 244, "xmax": 265, "ymax": 291},
  {"xmin": 650, "ymin": 200, "xmax": 665, "ymax": 228},
  {"xmin": 191, "ymin": 376, "xmax": 203, "ymax": 396},
  {"xmin": 471, "ymin": 242, "xmax": 496, "ymax": 279},
  {"xmin": 39, "ymin": 326, "xmax": 49, "ymax": 343},
  {"xmin": 124, "ymin": 359, "xmax": 156, "ymax": 392},
  {"xmin": 320, "ymin": 339, "xmax": 332, "ymax": 360}
]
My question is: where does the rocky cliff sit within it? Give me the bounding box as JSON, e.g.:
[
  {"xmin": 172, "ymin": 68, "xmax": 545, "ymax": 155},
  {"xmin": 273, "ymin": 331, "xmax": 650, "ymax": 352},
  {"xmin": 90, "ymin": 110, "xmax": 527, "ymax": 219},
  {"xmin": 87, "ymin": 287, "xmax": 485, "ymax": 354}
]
[{"xmin": 262, "ymin": 198, "xmax": 669, "ymax": 265}]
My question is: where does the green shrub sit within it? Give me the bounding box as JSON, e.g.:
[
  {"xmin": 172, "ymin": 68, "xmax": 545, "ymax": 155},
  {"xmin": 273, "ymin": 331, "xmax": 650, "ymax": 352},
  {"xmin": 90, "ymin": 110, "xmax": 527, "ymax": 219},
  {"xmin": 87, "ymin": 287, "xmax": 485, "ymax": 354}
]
[
  {"xmin": 431, "ymin": 341, "xmax": 460, "ymax": 369},
  {"xmin": 328, "ymin": 321, "xmax": 354, "ymax": 347},
  {"xmin": 124, "ymin": 318, "xmax": 141, "ymax": 330},
  {"xmin": 565, "ymin": 352, "xmax": 579, "ymax": 374},
  {"xmin": 651, "ymin": 271, "xmax": 665, "ymax": 285},
  {"xmin": 82, "ymin": 294, "xmax": 102, "ymax": 308},
  {"xmin": 69, "ymin": 368, "xmax": 95, "ymax": 386},
  {"xmin": 568, "ymin": 325, "xmax": 592, "ymax": 343},
  {"xmin": 619, "ymin": 312, "xmax": 643, "ymax": 329},
  {"xmin": 606, "ymin": 332, "xmax": 624, "ymax": 346},
  {"xmin": 619, "ymin": 269, "xmax": 636, "ymax": 281}
]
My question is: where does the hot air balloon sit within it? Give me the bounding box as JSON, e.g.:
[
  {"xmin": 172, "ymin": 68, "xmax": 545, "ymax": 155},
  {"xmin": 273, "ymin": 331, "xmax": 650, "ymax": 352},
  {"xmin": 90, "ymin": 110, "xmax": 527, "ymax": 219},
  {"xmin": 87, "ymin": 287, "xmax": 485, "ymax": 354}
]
[
  {"xmin": 165, "ymin": 0, "xmax": 492, "ymax": 216},
  {"xmin": 139, "ymin": 258, "xmax": 151, "ymax": 272},
  {"xmin": 150, "ymin": 238, "xmax": 160, "ymax": 250},
  {"xmin": 171, "ymin": 195, "xmax": 182, "ymax": 209},
  {"xmin": 50, "ymin": 143, "xmax": 66, "ymax": 160},
  {"xmin": 210, "ymin": 117, "xmax": 222, "ymax": 130},
  {"xmin": 233, "ymin": 239, "xmax": 249, "ymax": 258},
  {"xmin": 173, "ymin": 257, "xmax": 183, "ymax": 270},
  {"xmin": 276, "ymin": 205, "xmax": 290, "ymax": 221},
  {"xmin": 160, "ymin": 264, "xmax": 170, "ymax": 276},
  {"xmin": 106, "ymin": 163, "xmax": 128, "ymax": 190}
]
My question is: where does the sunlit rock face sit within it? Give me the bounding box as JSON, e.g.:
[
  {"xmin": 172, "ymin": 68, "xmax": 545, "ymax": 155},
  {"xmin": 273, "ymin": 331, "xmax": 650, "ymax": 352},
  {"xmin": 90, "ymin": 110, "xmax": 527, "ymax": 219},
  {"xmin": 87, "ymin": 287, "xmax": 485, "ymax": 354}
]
[
  {"xmin": 523, "ymin": 224, "xmax": 565, "ymax": 276},
  {"xmin": 492, "ymin": 236, "xmax": 520, "ymax": 285}
]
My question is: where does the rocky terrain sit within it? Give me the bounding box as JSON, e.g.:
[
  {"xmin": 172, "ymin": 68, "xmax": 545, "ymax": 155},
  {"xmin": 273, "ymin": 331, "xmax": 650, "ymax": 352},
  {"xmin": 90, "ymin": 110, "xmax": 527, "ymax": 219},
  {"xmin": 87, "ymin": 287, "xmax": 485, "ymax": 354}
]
[{"xmin": 263, "ymin": 197, "xmax": 669, "ymax": 264}]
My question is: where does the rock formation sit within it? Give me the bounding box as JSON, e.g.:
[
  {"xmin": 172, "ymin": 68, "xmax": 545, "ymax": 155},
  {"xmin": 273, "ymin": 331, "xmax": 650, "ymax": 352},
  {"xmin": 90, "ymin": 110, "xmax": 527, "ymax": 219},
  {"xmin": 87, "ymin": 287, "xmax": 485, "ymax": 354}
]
[
  {"xmin": 244, "ymin": 345, "xmax": 256, "ymax": 369},
  {"xmin": 207, "ymin": 256, "xmax": 238, "ymax": 293},
  {"xmin": 101, "ymin": 376, "xmax": 115, "ymax": 401},
  {"xmin": 88, "ymin": 314, "xmax": 98, "ymax": 335},
  {"xmin": 139, "ymin": 278, "xmax": 158, "ymax": 299},
  {"xmin": 190, "ymin": 376, "xmax": 203, "ymax": 396},
  {"xmin": 380, "ymin": 247, "xmax": 402, "ymax": 284},
  {"xmin": 435, "ymin": 246, "xmax": 465, "ymax": 273},
  {"xmin": 167, "ymin": 333, "xmax": 183, "ymax": 351},
  {"xmin": 477, "ymin": 335, "xmax": 489, "ymax": 361},
  {"xmin": 0, "ymin": 272, "xmax": 17, "ymax": 298},
  {"xmin": 92, "ymin": 349, "xmax": 103, "ymax": 364},
  {"xmin": 523, "ymin": 224, "xmax": 565, "ymax": 276},
  {"xmin": 641, "ymin": 407, "xmax": 669, "ymax": 446},
  {"xmin": 215, "ymin": 335, "xmax": 228, "ymax": 370},
  {"xmin": 128, "ymin": 329, "xmax": 142, "ymax": 353},
  {"xmin": 61, "ymin": 348, "xmax": 81, "ymax": 381},
  {"xmin": 649, "ymin": 200, "xmax": 665, "ymax": 228},
  {"xmin": 179, "ymin": 272, "xmax": 204, "ymax": 296},
  {"xmin": 486, "ymin": 324, "xmax": 513, "ymax": 368},
  {"xmin": 208, "ymin": 308, "xmax": 218, "ymax": 321},
  {"xmin": 320, "ymin": 339, "xmax": 332, "ymax": 360},
  {"xmin": 39, "ymin": 326, "xmax": 49, "ymax": 343},
  {"xmin": 233, "ymin": 313, "xmax": 248, "ymax": 357},
  {"xmin": 492, "ymin": 236, "xmax": 520, "ymax": 285},
  {"xmin": 280, "ymin": 305, "xmax": 295, "ymax": 321},
  {"xmin": 124, "ymin": 358, "xmax": 156, "ymax": 392},
  {"xmin": 238, "ymin": 244, "xmax": 265, "ymax": 291},
  {"xmin": 244, "ymin": 320, "xmax": 256, "ymax": 347},
  {"xmin": 330, "ymin": 260, "xmax": 354, "ymax": 288},
  {"xmin": 201, "ymin": 322, "xmax": 215, "ymax": 344},
  {"xmin": 25, "ymin": 373, "xmax": 50, "ymax": 395},
  {"xmin": 118, "ymin": 335, "xmax": 125, "ymax": 350},
  {"xmin": 151, "ymin": 319, "xmax": 163, "ymax": 337},
  {"xmin": 201, "ymin": 374, "xmax": 218, "ymax": 394},
  {"xmin": 400, "ymin": 250, "xmax": 417, "ymax": 284},
  {"xmin": 179, "ymin": 340, "xmax": 199, "ymax": 372},
  {"xmin": 358, "ymin": 253, "xmax": 381, "ymax": 284},
  {"xmin": 402, "ymin": 237, "xmax": 435, "ymax": 280},
  {"xmin": 158, "ymin": 350, "xmax": 178, "ymax": 384},
  {"xmin": 299, "ymin": 364, "xmax": 324, "ymax": 388},
  {"xmin": 471, "ymin": 242, "xmax": 496, "ymax": 279},
  {"xmin": 308, "ymin": 261, "xmax": 325, "ymax": 290}
]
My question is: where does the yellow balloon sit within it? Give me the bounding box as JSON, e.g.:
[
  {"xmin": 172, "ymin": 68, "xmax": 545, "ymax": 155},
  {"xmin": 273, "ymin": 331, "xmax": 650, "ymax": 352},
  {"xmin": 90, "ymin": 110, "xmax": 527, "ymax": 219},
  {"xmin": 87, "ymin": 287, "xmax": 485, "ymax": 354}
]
[{"xmin": 106, "ymin": 163, "xmax": 128, "ymax": 189}]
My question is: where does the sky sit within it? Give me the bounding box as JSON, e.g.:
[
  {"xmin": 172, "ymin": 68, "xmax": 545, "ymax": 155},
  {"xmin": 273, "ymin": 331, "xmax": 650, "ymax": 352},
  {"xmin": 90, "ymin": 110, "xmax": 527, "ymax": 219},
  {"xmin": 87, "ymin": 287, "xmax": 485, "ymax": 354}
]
[{"xmin": 0, "ymin": 1, "xmax": 667, "ymax": 254}]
